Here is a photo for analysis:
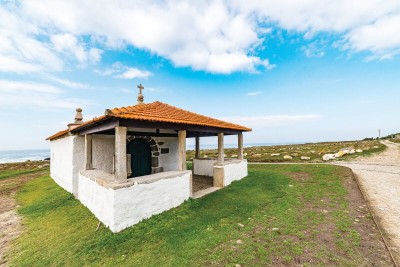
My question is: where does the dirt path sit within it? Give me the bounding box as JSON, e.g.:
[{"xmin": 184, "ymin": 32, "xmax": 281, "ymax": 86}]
[
  {"xmin": 0, "ymin": 171, "xmax": 47, "ymax": 266},
  {"xmin": 335, "ymin": 140, "xmax": 400, "ymax": 264}
]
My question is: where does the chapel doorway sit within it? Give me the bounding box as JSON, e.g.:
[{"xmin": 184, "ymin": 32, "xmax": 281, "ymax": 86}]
[{"xmin": 128, "ymin": 139, "xmax": 151, "ymax": 177}]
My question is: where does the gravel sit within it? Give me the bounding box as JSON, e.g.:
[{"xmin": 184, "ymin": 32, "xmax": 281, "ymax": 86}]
[{"xmin": 336, "ymin": 140, "xmax": 400, "ymax": 264}]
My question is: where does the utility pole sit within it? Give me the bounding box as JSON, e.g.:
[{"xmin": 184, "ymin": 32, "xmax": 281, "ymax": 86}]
[{"xmin": 378, "ymin": 129, "xmax": 381, "ymax": 140}]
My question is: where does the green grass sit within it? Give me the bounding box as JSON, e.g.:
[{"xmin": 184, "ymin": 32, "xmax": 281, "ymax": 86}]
[
  {"xmin": 0, "ymin": 168, "xmax": 49, "ymax": 180},
  {"xmin": 9, "ymin": 165, "xmax": 366, "ymax": 266}
]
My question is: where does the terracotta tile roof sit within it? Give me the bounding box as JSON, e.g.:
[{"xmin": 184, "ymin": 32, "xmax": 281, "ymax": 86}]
[
  {"xmin": 108, "ymin": 101, "xmax": 251, "ymax": 131},
  {"xmin": 46, "ymin": 129, "xmax": 69, "ymax": 140},
  {"xmin": 47, "ymin": 101, "xmax": 251, "ymax": 140}
]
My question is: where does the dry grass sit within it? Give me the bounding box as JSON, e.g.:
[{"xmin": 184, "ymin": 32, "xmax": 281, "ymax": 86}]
[{"xmin": 187, "ymin": 140, "xmax": 385, "ymax": 163}]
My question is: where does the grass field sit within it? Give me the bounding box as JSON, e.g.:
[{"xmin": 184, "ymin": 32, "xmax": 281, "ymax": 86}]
[
  {"xmin": 5, "ymin": 164, "xmax": 391, "ymax": 266},
  {"xmin": 0, "ymin": 168, "xmax": 47, "ymax": 180},
  {"xmin": 186, "ymin": 140, "xmax": 385, "ymax": 163}
]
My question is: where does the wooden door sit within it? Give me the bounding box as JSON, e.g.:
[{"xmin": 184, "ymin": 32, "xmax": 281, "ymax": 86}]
[{"xmin": 128, "ymin": 139, "xmax": 151, "ymax": 177}]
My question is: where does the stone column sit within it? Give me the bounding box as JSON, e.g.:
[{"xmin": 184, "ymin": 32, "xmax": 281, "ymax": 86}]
[
  {"xmin": 195, "ymin": 136, "xmax": 200, "ymax": 159},
  {"xmin": 178, "ymin": 130, "xmax": 187, "ymax": 171},
  {"xmin": 115, "ymin": 126, "xmax": 127, "ymax": 183},
  {"xmin": 238, "ymin": 133, "xmax": 243, "ymax": 160},
  {"xmin": 84, "ymin": 134, "xmax": 92, "ymax": 170},
  {"xmin": 218, "ymin": 132, "xmax": 224, "ymax": 163}
]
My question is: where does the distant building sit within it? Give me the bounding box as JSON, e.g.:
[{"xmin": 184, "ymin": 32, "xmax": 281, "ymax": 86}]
[{"xmin": 46, "ymin": 84, "xmax": 251, "ymax": 232}]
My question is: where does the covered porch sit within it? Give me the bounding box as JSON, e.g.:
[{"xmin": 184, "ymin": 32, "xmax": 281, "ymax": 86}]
[{"xmin": 75, "ymin": 116, "xmax": 247, "ymax": 196}]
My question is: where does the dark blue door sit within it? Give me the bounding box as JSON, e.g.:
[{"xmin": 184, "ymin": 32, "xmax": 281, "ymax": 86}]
[{"xmin": 128, "ymin": 139, "xmax": 151, "ymax": 177}]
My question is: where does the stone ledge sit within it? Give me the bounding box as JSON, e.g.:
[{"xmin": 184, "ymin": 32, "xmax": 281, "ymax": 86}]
[
  {"xmin": 214, "ymin": 159, "xmax": 247, "ymax": 166},
  {"xmin": 80, "ymin": 169, "xmax": 192, "ymax": 190},
  {"xmin": 194, "ymin": 158, "xmax": 243, "ymax": 162}
]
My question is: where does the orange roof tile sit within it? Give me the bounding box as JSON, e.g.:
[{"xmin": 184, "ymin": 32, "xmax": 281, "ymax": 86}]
[
  {"xmin": 47, "ymin": 101, "xmax": 251, "ymax": 140},
  {"xmin": 46, "ymin": 129, "xmax": 69, "ymax": 140},
  {"xmin": 108, "ymin": 101, "xmax": 251, "ymax": 131}
]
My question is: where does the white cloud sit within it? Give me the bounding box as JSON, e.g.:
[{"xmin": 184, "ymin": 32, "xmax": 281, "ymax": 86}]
[
  {"xmin": 96, "ymin": 62, "xmax": 152, "ymax": 79},
  {"xmin": 0, "ymin": 3, "xmax": 102, "ymax": 74},
  {"xmin": 0, "ymin": 5, "xmax": 63, "ymax": 73},
  {"xmin": 301, "ymin": 42, "xmax": 326, "ymax": 58},
  {"xmin": 247, "ymin": 91, "xmax": 262, "ymax": 96},
  {"xmin": 115, "ymin": 68, "xmax": 153, "ymax": 79},
  {"xmin": 0, "ymin": 80, "xmax": 62, "ymax": 94},
  {"xmin": 0, "ymin": 79, "xmax": 82, "ymax": 110},
  {"xmin": 51, "ymin": 33, "xmax": 102, "ymax": 65},
  {"xmin": 346, "ymin": 14, "xmax": 400, "ymax": 59},
  {"xmin": 232, "ymin": 0, "xmax": 400, "ymax": 58},
  {"xmin": 18, "ymin": 0, "xmax": 274, "ymax": 74},
  {"xmin": 47, "ymin": 75, "xmax": 90, "ymax": 89},
  {"xmin": 1, "ymin": 0, "xmax": 400, "ymax": 76}
]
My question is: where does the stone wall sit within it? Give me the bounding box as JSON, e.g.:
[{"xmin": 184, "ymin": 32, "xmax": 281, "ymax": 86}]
[{"xmin": 92, "ymin": 135, "xmax": 114, "ymax": 174}]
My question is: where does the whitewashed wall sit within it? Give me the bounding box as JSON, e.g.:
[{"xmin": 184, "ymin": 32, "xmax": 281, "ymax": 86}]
[
  {"xmin": 50, "ymin": 135, "xmax": 84, "ymax": 195},
  {"xmin": 78, "ymin": 170, "xmax": 191, "ymax": 232},
  {"xmin": 78, "ymin": 172, "xmax": 115, "ymax": 227},
  {"xmin": 155, "ymin": 137, "xmax": 179, "ymax": 171},
  {"xmin": 113, "ymin": 171, "xmax": 191, "ymax": 232},
  {"xmin": 50, "ymin": 136, "xmax": 75, "ymax": 193},
  {"xmin": 193, "ymin": 158, "xmax": 217, "ymax": 176},
  {"xmin": 222, "ymin": 160, "xmax": 248, "ymax": 186},
  {"xmin": 92, "ymin": 135, "xmax": 115, "ymax": 174}
]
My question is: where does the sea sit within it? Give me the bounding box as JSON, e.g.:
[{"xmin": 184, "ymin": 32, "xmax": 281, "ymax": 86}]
[
  {"xmin": 0, "ymin": 142, "xmax": 304, "ymax": 164},
  {"xmin": 0, "ymin": 149, "xmax": 50, "ymax": 164}
]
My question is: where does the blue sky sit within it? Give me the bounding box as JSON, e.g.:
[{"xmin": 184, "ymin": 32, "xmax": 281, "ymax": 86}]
[{"xmin": 0, "ymin": 0, "xmax": 399, "ymax": 150}]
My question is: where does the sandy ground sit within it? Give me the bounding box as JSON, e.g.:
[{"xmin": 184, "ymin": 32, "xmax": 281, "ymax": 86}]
[
  {"xmin": 0, "ymin": 171, "xmax": 47, "ymax": 266},
  {"xmin": 336, "ymin": 140, "xmax": 400, "ymax": 264}
]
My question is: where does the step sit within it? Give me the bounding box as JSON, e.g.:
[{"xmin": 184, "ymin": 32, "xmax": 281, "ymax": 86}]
[{"xmin": 192, "ymin": 186, "xmax": 221, "ymax": 199}]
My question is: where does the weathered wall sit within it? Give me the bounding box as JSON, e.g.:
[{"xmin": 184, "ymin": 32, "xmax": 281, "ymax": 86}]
[
  {"xmin": 92, "ymin": 134, "xmax": 115, "ymax": 174},
  {"xmin": 155, "ymin": 137, "xmax": 179, "ymax": 171},
  {"xmin": 112, "ymin": 171, "xmax": 191, "ymax": 232},
  {"xmin": 72, "ymin": 136, "xmax": 84, "ymax": 195},
  {"xmin": 193, "ymin": 158, "xmax": 217, "ymax": 176},
  {"xmin": 78, "ymin": 170, "xmax": 191, "ymax": 232},
  {"xmin": 50, "ymin": 136, "xmax": 75, "ymax": 193},
  {"xmin": 223, "ymin": 160, "xmax": 248, "ymax": 186}
]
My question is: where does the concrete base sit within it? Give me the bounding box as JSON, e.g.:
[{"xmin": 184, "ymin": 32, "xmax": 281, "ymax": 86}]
[{"xmin": 213, "ymin": 165, "xmax": 225, "ymax": 187}]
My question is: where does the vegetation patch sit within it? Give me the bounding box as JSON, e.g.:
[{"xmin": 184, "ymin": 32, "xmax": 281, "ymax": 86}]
[
  {"xmin": 6, "ymin": 164, "xmax": 392, "ymax": 266},
  {"xmin": 0, "ymin": 160, "xmax": 50, "ymax": 180},
  {"xmin": 186, "ymin": 140, "xmax": 385, "ymax": 163}
]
